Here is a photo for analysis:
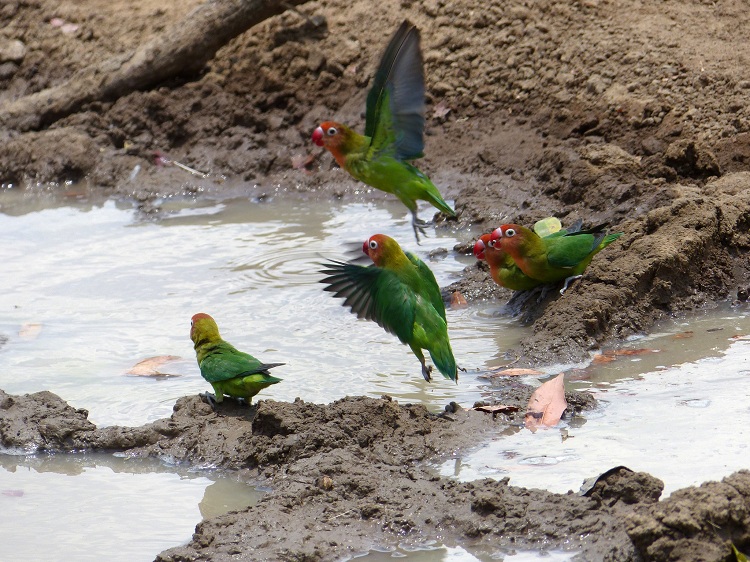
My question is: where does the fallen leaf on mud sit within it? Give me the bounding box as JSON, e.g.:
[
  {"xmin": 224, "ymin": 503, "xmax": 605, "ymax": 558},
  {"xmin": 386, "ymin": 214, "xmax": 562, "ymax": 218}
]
[
  {"xmin": 127, "ymin": 355, "xmax": 182, "ymax": 377},
  {"xmin": 473, "ymin": 404, "xmax": 519, "ymax": 415},
  {"xmin": 525, "ymin": 373, "xmax": 567, "ymax": 431},
  {"xmin": 19, "ymin": 323, "xmax": 42, "ymax": 340},
  {"xmin": 732, "ymin": 544, "xmax": 748, "ymax": 562},
  {"xmin": 488, "ymin": 367, "xmax": 545, "ymax": 377},
  {"xmin": 592, "ymin": 348, "xmax": 659, "ymax": 364},
  {"xmin": 450, "ymin": 291, "xmax": 468, "ymax": 308},
  {"xmin": 291, "ymin": 153, "xmax": 317, "ymax": 172},
  {"xmin": 433, "ymin": 101, "xmax": 451, "ymax": 119},
  {"xmin": 672, "ymin": 331, "xmax": 694, "ymax": 339},
  {"xmin": 731, "ymin": 334, "xmax": 750, "ymax": 340}
]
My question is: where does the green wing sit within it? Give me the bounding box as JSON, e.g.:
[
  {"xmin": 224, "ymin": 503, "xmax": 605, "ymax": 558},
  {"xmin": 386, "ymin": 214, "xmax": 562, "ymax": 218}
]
[
  {"xmin": 199, "ymin": 342, "xmax": 283, "ymax": 384},
  {"xmin": 545, "ymin": 231, "xmax": 605, "ymax": 268},
  {"xmin": 320, "ymin": 259, "xmax": 416, "ymax": 344},
  {"xmin": 405, "ymin": 251, "xmax": 446, "ymax": 322},
  {"xmin": 364, "ymin": 20, "xmax": 425, "ymax": 161}
]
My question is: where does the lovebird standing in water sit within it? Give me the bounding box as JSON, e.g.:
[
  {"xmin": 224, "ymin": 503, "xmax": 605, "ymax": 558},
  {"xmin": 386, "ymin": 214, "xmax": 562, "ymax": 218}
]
[
  {"xmin": 320, "ymin": 234, "xmax": 457, "ymax": 383},
  {"xmin": 312, "ymin": 20, "xmax": 455, "ymax": 242},
  {"xmin": 489, "ymin": 224, "xmax": 622, "ymax": 292},
  {"xmin": 190, "ymin": 313, "xmax": 283, "ymax": 408}
]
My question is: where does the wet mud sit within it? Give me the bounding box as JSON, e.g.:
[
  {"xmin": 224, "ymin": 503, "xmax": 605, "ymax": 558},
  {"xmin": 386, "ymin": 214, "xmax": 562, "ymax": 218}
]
[{"xmin": 2, "ymin": 0, "xmax": 750, "ymax": 560}]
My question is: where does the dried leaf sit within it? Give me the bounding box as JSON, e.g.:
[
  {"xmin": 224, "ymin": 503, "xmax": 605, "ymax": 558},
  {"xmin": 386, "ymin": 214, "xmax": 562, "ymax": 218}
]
[
  {"xmin": 450, "ymin": 291, "xmax": 468, "ymax": 309},
  {"xmin": 127, "ymin": 355, "xmax": 182, "ymax": 377},
  {"xmin": 291, "ymin": 153, "xmax": 316, "ymax": 171},
  {"xmin": 525, "ymin": 373, "xmax": 567, "ymax": 431},
  {"xmin": 615, "ymin": 348, "xmax": 659, "ymax": 356},
  {"xmin": 592, "ymin": 353, "xmax": 616, "ymax": 364},
  {"xmin": 490, "ymin": 367, "xmax": 545, "ymax": 377},
  {"xmin": 433, "ymin": 100, "xmax": 451, "ymax": 119},
  {"xmin": 672, "ymin": 331, "xmax": 694, "ymax": 339},
  {"xmin": 19, "ymin": 323, "xmax": 42, "ymax": 340}
]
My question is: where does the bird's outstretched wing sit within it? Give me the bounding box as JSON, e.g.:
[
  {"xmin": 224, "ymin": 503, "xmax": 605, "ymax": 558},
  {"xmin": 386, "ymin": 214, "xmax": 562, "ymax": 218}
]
[
  {"xmin": 320, "ymin": 259, "xmax": 415, "ymax": 344},
  {"xmin": 365, "ymin": 20, "xmax": 425, "ymax": 161}
]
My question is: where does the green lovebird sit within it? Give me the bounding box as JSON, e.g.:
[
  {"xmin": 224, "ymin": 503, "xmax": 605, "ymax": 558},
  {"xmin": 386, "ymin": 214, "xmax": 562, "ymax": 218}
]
[
  {"xmin": 312, "ymin": 20, "xmax": 455, "ymax": 242},
  {"xmin": 489, "ymin": 223, "xmax": 622, "ymax": 292},
  {"xmin": 320, "ymin": 234, "xmax": 458, "ymax": 383},
  {"xmin": 190, "ymin": 313, "xmax": 283, "ymax": 408},
  {"xmin": 473, "ymin": 217, "xmax": 573, "ymax": 292}
]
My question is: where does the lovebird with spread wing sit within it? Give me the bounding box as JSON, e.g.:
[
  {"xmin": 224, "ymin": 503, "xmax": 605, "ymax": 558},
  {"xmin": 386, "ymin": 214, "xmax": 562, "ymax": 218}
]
[
  {"xmin": 312, "ymin": 20, "xmax": 455, "ymax": 242},
  {"xmin": 319, "ymin": 234, "xmax": 457, "ymax": 383},
  {"xmin": 489, "ymin": 223, "xmax": 622, "ymax": 292},
  {"xmin": 190, "ymin": 313, "xmax": 283, "ymax": 408}
]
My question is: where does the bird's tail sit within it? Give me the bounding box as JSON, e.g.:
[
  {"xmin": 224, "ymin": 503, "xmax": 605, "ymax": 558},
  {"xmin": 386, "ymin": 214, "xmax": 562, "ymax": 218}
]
[
  {"xmin": 597, "ymin": 232, "xmax": 623, "ymax": 251},
  {"xmin": 429, "ymin": 342, "xmax": 458, "ymax": 383},
  {"xmin": 424, "ymin": 190, "xmax": 457, "ymax": 217}
]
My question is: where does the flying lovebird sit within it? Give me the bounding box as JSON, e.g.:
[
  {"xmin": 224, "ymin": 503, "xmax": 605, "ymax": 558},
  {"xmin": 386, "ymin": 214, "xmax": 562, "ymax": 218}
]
[
  {"xmin": 311, "ymin": 20, "xmax": 455, "ymax": 242},
  {"xmin": 489, "ymin": 224, "xmax": 622, "ymax": 293},
  {"xmin": 190, "ymin": 313, "xmax": 283, "ymax": 408},
  {"xmin": 319, "ymin": 234, "xmax": 458, "ymax": 383}
]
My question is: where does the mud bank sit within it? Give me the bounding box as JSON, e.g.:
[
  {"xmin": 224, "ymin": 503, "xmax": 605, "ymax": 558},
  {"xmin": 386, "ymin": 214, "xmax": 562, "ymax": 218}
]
[{"xmin": 2, "ymin": 388, "xmax": 749, "ymax": 561}]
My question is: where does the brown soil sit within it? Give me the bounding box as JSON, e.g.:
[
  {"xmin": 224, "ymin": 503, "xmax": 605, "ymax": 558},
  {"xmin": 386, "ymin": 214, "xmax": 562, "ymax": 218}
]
[{"xmin": 2, "ymin": 0, "xmax": 750, "ymax": 560}]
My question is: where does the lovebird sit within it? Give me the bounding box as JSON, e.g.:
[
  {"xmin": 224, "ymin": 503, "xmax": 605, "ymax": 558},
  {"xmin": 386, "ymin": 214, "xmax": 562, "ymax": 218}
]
[
  {"xmin": 190, "ymin": 313, "xmax": 283, "ymax": 408},
  {"xmin": 319, "ymin": 234, "xmax": 458, "ymax": 383},
  {"xmin": 489, "ymin": 223, "xmax": 622, "ymax": 292},
  {"xmin": 473, "ymin": 217, "xmax": 569, "ymax": 291},
  {"xmin": 312, "ymin": 20, "xmax": 455, "ymax": 242}
]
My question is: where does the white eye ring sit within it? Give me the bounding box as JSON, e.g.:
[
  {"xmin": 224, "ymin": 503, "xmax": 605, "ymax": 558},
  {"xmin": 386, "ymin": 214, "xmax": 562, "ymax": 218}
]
[
  {"xmin": 369, "ymin": 240, "xmax": 378, "ymax": 250},
  {"xmin": 326, "ymin": 127, "xmax": 338, "ymax": 136},
  {"xmin": 505, "ymin": 228, "xmax": 516, "ymax": 237}
]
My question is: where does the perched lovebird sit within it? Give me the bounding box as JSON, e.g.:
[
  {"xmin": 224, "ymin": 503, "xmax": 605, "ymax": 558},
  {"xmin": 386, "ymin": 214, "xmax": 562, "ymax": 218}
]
[
  {"xmin": 489, "ymin": 224, "xmax": 622, "ymax": 293},
  {"xmin": 473, "ymin": 217, "xmax": 569, "ymax": 292},
  {"xmin": 189, "ymin": 313, "xmax": 283, "ymax": 408},
  {"xmin": 312, "ymin": 20, "xmax": 455, "ymax": 242},
  {"xmin": 319, "ymin": 234, "xmax": 457, "ymax": 383}
]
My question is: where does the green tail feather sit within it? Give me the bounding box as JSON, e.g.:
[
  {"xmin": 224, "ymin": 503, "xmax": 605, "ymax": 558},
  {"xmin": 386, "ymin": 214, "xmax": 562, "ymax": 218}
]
[{"xmin": 429, "ymin": 343, "xmax": 458, "ymax": 382}]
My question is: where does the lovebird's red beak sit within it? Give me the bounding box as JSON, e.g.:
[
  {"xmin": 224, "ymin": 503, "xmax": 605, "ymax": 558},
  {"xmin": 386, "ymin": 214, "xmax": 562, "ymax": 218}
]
[
  {"xmin": 473, "ymin": 239, "xmax": 486, "ymax": 260},
  {"xmin": 312, "ymin": 126, "xmax": 324, "ymax": 146},
  {"xmin": 488, "ymin": 228, "xmax": 502, "ymax": 247},
  {"xmin": 362, "ymin": 240, "xmax": 369, "ymax": 256}
]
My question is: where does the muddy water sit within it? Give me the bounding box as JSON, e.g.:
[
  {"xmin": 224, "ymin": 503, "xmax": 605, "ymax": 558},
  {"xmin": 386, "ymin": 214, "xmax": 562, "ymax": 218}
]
[
  {"xmin": 358, "ymin": 544, "xmax": 574, "ymax": 561},
  {"xmin": 0, "ymin": 452, "xmax": 262, "ymax": 562},
  {"xmin": 441, "ymin": 305, "xmax": 750, "ymax": 496},
  {"xmin": 0, "ymin": 189, "xmax": 526, "ymax": 427}
]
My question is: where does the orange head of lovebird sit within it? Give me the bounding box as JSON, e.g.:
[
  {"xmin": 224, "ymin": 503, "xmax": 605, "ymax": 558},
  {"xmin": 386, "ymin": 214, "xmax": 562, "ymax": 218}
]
[
  {"xmin": 313, "ymin": 121, "xmax": 353, "ymax": 160},
  {"xmin": 362, "ymin": 233, "xmax": 403, "ymax": 267},
  {"xmin": 473, "ymin": 234, "xmax": 493, "ymax": 261},
  {"xmin": 190, "ymin": 312, "xmax": 218, "ymax": 344},
  {"xmin": 489, "ymin": 224, "xmax": 527, "ymax": 256}
]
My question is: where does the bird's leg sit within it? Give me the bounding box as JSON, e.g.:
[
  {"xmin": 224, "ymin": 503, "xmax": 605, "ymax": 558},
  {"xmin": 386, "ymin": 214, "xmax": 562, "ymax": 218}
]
[
  {"xmin": 200, "ymin": 392, "xmax": 218, "ymax": 411},
  {"xmin": 410, "ymin": 209, "xmax": 430, "ymax": 244},
  {"xmin": 560, "ymin": 275, "xmax": 583, "ymax": 295},
  {"xmin": 422, "ymin": 363, "xmax": 433, "ymax": 382},
  {"xmin": 235, "ymin": 397, "xmax": 248, "ymax": 406}
]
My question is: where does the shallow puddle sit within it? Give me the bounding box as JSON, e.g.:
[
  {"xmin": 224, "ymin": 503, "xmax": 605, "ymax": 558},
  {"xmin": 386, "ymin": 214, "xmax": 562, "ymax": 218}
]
[
  {"xmin": 0, "ymin": 452, "xmax": 261, "ymax": 562},
  {"xmin": 356, "ymin": 543, "xmax": 574, "ymax": 561},
  {"xmin": 441, "ymin": 305, "xmax": 750, "ymax": 496},
  {"xmin": 0, "ymin": 189, "xmax": 526, "ymax": 428}
]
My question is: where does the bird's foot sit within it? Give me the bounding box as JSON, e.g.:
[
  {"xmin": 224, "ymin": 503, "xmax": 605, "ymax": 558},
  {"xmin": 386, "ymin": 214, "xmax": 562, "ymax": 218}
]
[
  {"xmin": 234, "ymin": 397, "xmax": 249, "ymax": 406},
  {"xmin": 421, "ymin": 364, "xmax": 433, "ymax": 382},
  {"xmin": 411, "ymin": 214, "xmax": 432, "ymax": 244},
  {"xmin": 560, "ymin": 275, "xmax": 583, "ymax": 295},
  {"xmin": 200, "ymin": 392, "xmax": 218, "ymax": 411}
]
